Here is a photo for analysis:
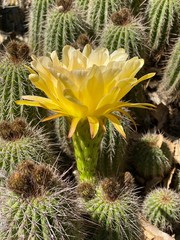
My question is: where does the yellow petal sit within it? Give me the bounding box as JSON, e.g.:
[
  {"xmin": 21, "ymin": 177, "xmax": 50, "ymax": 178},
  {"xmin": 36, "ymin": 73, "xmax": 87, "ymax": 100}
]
[
  {"xmin": 105, "ymin": 114, "xmax": 126, "ymax": 139},
  {"xmin": 87, "ymin": 117, "xmax": 99, "ymax": 138},
  {"xmin": 68, "ymin": 118, "xmax": 81, "ymax": 138},
  {"xmin": 41, "ymin": 113, "xmax": 63, "ymax": 122}
]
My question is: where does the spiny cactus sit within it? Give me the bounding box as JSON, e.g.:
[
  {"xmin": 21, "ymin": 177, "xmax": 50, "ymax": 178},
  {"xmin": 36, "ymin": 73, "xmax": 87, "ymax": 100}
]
[
  {"xmin": 0, "ymin": 40, "xmax": 44, "ymax": 123},
  {"xmin": 100, "ymin": 8, "xmax": 146, "ymax": 57},
  {"xmin": 128, "ymin": 133, "xmax": 174, "ymax": 186},
  {"xmin": 142, "ymin": 188, "xmax": 180, "ymax": 232},
  {"xmin": 98, "ymin": 119, "xmax": 128, "ymax": 178},
  {"xmin": 44, "ymin": 0, "xmax": 93, "ymax": 58},
  {"xmin": 79, "ymin": 178, "xmax": 143, "ymax": 240},
  {"xmin": 28, "ymin": 0, "xmax": 55, "ymax": 56},
  {"xmin": 146, "ymin": 0, "xmax": 180, "ymax": 59},
  {"xmin": 75, "ymin": 0, "xmax": 90, "ymax": 13},
  {"xmin": 87, "ymin": 0, "xmax": 124, "ymax": 33},
  {"xmin": 0, "ymin": 160, "xmax": 83, "ymax": 240},
  {"xmin": 158, "ymin": 38, "xmax": 180, "ymax": 104},
  {"xmin": 0, "ymin": 118, "xmax": 55, "ymax": 175}
]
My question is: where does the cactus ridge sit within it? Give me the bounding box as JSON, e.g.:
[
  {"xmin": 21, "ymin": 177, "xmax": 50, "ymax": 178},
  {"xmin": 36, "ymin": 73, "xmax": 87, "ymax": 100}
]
[
  {"xmin": 44, "ymin": 6, "xmax": 92, "ymax": 58},
  {"xmin": 143, "ymin": 188, "xmax": 180, "ymax": 232},
  {"xmin": 85, "ymin": 179, "xmax": 142, "ymax": 240},
  {"xmin": 159, "ymin": 38, "xmax": 180, "ymax": 101},
  {"xmin": 100, "ymin": 15, "xmax": 145, "ymax": 56},
  {"xmin": 28, "ymin": 0, "xmax": 56, "ymax": 55},
  {"xmin": 147, "ymin": 0, "xmax": 180, "ymax": 54},
  {"xmin": 87, "ymin": 0, "xmax": 122, "ymax": 33},
  {"xmin": 0, "ymin": 120, "xmax": 54, "ymax": 174}
]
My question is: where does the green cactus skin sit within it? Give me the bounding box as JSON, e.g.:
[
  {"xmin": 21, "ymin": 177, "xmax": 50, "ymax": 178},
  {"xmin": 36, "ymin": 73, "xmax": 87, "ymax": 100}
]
[
  {"xmin": 72, "ymin": 120, "xmax": 103, "ymax": 183},
  {"xmin": 97, "ymin": 119, "xmax": 128, "ymax": 178},
  {"xmin": 146, "ymin": 0, "xmax": 180, "ymax": 58},
  {"xmin": 82, "ymin": 178, "xmax": 143, "ymax": 240},
  {"xmin": 100, "ymin": 8, "xmax": 146, "ymax": 57},
  {"xmin": 44, "ymin": 2, "xmax": 93, "ymax": 58},
  {"xmin": 87, "ymin": 0, "xmax": 123, "ymax": 33},
  {"xmin": 28, "ymin": 0, "xmax": 56, "ymax": 56},
  {"xmin": 158, "ymin": 38, "xmax": 180, "ymax": 104},
  {"xmin": 0, "ymin": 41, "xmax": 45, "ymax": 124},
  {"xmin": 142, "ymin": 188, "xmax": 180, "ymax": 232},
  {"xmin": 0, "ymin": 162, "xmax": 83, "ymax": 240},
  {"xmin": 171, "ymin": 169, "xmax": 180, "ymax": 193},
  {"xmin": 128, "ymin": 133, "xmax": 174, "ymax": 185},
  {"xmin": 0, "ymin": 119, "xmax": 55, "ymax": 175}
]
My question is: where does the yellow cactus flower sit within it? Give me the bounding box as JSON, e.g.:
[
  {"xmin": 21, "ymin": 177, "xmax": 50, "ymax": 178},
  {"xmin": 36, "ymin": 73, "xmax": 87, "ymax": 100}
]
[{"xmin": 16, "ymin": 44, "xmax": 155, "ymax": 139}]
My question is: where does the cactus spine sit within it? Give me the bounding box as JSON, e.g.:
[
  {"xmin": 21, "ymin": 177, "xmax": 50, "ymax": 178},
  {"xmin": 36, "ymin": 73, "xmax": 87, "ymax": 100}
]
[
  {"xmin": 143, "ymin": 188, "xmax": 180, "ymax": 232},
  {"xmin": 158, "ymin": 38, "xmax": 180, "ymax": 104},
  {"xmin": 100, "ymin": 8, "xmax": 146, "ymax": 57},
  {"xmin": 0, "ymin": 41, "xmax": 44, "ymax": 123},
  {"xmin": 87, "ymin": 0, "xmax": 123, "ymax": 33},
  {"xmin": 146, "ymin": 0, "xmax": 180, "ymax": 58},
  {"xmin": 28, "ymin": 0, "xmax": 56, "ymax": 56},
  {"xmin": 80, "ymin": 178, "xmax": 143, "ymax": 240},
  {"xmin": 128, "ymin": 133, "xmax": 174, "ymax": 186},
  {"xmin": 0, "ymin": 118, "xmax": 55, "ymax": 175},
  {"xmin": 44, "ymin": 0, "xmax": 93, "ymax": 58},
  {"xmin": 0, "ymin": 161, "xmax": 83, "ymax": 240}
]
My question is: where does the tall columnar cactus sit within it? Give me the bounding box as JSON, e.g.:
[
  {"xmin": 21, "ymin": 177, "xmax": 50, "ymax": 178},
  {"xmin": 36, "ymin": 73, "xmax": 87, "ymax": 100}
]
[
  {"xmin": 0, "ymin": 118, "xmax": 55, "ymax": 175},
  {"xmin": 44, "ymin": 0, "xmax": 93, "ymax": 58},
  {"xmin": 100, "ymin": 8, "xmax": 146, "ymax": 57},
  {"xmin": 158, "ymin": 38, "xmax": 180, "ymax": 104},
  {"xmin": 28, "ymin": 0, "xmax": 56, "ymax": 56},
  {"xmin": 0, "ymin": 160, "xmax": 83, "ymax": 240},
  {"xmin": 78, "ymin": 178, "xmax": 143, "ymax": 240},
  {"xmin": 0, "ymin": 40, "xmax": 44, "ymax": 123},
  {"xmin": 128, "ymin": 133, "xmax": 174, "ymax": 186},
  {"xmin": 146, "ymin": 0, "xmax": 180, "ymax": 59},
  {"xmin": 87, "ymin": 0, "xmax": 123, "ymax": 33},
  {"xmin": 142, "ymin": 188, "xmax": 180, "ymax": 232}
]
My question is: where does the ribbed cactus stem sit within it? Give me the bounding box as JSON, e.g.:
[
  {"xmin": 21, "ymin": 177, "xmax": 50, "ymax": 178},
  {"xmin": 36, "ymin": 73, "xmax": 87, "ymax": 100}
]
[
  {"xmin": 28, "ymin": 0, "xmax": 55, "ymax": 55},
  {"xmin": 159, "ymin": 38, "xmax": 180, "ymax": 102},
  {"xmin": 100, "ymin": 8, "xmax": 146, "ymax": 56},
  {"xmin": 72, "ymin": 120, "xmax": 103, "ymax": 183},
  {"xmin": 44, "ymin": 1, "xmax": 92, "ymax": 58},
  {"xmin": 87, "ymin": 0, "xmax": 122, "ymax": 32},
  {"xmin": 147, "ymin": 0, "xmax": 180, "ymax": 57}
]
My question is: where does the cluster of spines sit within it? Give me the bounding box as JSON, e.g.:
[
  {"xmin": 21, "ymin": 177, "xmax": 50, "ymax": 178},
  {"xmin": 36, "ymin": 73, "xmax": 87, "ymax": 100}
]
[
  {"xmin": 100, "ymin": 8, "xmax": 146, "ymax": 57},
  {"xmin": 78, "ymin": 178, "xmax": 143, "ymax": 240},
  {"xmin": 142, "ymin": 188, "xmax": 180, "ymax": 232},
  {"xmin": 146, "ymin": 0, "xmax": 180, "ymax": 59},
  {"xmin": 0, "ymin": 118, "xmax": 55, "ymax": 175},
  {"xmin": 128, "ymin": 133, "xmax": 174, "ymax": 186},
  {"xmin": 44, "ymin": 0, "xmax": 93, "ymax": 58},
  {"xmin": 0, "ymin": 160, "xmax": 83, "ymax": 239},
  {"xmin": 158, "ymin": 38, "xmax": 180, "ymax": 104}
]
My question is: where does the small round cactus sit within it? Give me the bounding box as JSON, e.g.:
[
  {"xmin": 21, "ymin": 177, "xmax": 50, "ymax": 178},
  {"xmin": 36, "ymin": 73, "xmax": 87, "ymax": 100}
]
[
  {"xmin": 0, "ymin": 118, "xmax": 55, "ymax": 175},
  {"xmin": 143, "ymin": 188, "xmax": 180, "ymax": 232},
  {"xmin": 0, "ymin": 160, "xmax": 83, "ymax": 239},
  {"xmin": 80, "ymin": 178, "xmax": 143, "ymax": 240},
  {"xmin": 100, "ymin": 8, "xmax": 146, "ymax": 57},
  {"xmin": 128, "ymin": 133, "xmax": 174, "ymax": 186}
]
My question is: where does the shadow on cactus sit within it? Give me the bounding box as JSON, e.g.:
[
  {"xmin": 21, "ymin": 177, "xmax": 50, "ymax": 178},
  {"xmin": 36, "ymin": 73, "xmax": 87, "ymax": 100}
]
[{"xmin": 0, "ymin": 160, "xmax": 84, "ymax": 239}]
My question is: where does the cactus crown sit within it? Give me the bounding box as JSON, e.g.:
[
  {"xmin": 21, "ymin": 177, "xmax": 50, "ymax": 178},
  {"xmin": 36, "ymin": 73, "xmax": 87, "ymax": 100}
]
[
  {"xmin": 111, "ymin": 8, "xmax": 132, "ymax": 26},
  {"xmin": 6, "ymin": 40, "xmax": 30, "ymax": 63},
  {"xmin": 77, "ymin": 182, "xmax": 96, "ymax": 200},
  {"xmin": 56, "ymin": 0, "xmax": 74, "ymax": 12},
  {"xmin": 7, "ymin": 160, "xmax": 56, "ymax": 198},
  {"xmin": 100, "ymin": 178, "xmax": 121, "ymax": 202},
  {"xmin": 0, "ymin": 118, "xmax": 30, "ymax": 141}
]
